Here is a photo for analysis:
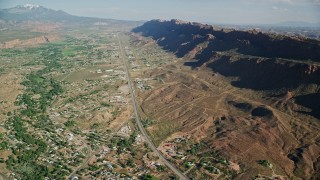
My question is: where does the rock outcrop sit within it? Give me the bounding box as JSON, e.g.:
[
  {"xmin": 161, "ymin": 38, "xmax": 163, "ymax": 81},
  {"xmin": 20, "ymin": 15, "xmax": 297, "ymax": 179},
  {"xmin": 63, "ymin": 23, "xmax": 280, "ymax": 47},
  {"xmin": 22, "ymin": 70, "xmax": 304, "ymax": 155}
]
[
  {"xmin": 133, "ymin": 19, "xmax": 320, "ymax": 61},
  {"xmin": 133, "ymin": 19, "xmax": 320, "ymax": 119}
]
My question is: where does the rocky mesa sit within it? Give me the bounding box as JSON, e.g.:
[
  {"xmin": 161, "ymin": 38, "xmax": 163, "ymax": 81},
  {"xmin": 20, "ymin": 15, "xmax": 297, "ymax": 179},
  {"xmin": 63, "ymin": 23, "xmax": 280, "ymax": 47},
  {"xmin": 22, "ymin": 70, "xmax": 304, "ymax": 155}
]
[
  {"xmin": 133, "ymin": 19, "xmax": 320, "ymax": 61},
  {"xmin": 132, "ymin": 19, "xmax": 320, "ymax": 179},
  {"xmin": 133, "ymin": 19, "xmax": 320, "ymax": 119}
]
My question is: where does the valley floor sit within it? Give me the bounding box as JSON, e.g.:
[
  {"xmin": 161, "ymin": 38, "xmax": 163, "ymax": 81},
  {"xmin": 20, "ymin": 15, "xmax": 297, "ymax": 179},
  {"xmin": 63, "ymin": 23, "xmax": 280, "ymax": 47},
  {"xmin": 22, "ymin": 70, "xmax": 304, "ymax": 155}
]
[{"xmin": 0, "ymin": 21, "xmax": 319, "ymax": 179}]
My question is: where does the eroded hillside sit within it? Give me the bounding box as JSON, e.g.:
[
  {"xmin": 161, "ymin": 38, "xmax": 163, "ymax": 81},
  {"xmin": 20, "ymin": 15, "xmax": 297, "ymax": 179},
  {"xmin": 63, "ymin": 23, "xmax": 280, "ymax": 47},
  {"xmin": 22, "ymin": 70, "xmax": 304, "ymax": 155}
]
[{"xmin": 131, "ymin": 19, "xmax": 320, "ymax": 179}]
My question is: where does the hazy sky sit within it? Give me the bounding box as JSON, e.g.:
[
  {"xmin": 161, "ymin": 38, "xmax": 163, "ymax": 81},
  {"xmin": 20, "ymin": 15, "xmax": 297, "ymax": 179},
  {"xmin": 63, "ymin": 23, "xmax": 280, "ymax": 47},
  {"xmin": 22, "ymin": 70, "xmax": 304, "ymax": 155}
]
[{"xmin": 1, "ymin": 0, "xmax": 319, "ymax": 24}]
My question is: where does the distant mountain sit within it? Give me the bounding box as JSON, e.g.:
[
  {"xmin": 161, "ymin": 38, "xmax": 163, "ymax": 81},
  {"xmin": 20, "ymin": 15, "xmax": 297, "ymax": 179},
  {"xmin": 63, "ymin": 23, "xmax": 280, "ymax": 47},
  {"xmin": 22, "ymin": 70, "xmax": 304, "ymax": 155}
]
[
  {"xmin": 0, "ymin": 4, "xmax": 135, "ymax": 24},
  {"xmin": 0, "ymin": 4, "xmax": 78, "ymax": 22}
]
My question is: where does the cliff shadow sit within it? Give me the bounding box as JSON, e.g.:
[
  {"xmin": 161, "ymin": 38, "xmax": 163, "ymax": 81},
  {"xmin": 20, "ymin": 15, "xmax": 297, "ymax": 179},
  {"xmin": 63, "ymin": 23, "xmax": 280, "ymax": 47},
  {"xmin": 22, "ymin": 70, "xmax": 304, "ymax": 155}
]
[
  {"xmin": 295, "ymin": 93, "xmax": 320, "ymax": 119},
  {"xmin": 204, "ymin": 56, "xmax": 320, "ymax": 91}
]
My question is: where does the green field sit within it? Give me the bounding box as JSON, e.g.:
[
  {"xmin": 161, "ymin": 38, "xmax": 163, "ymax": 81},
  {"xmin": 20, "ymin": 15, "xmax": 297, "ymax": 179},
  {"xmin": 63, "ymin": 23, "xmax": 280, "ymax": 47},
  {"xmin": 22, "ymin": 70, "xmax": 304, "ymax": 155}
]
[{"xmin": 62, "ymin": 46, "xmax": 87, "ymax": 56}]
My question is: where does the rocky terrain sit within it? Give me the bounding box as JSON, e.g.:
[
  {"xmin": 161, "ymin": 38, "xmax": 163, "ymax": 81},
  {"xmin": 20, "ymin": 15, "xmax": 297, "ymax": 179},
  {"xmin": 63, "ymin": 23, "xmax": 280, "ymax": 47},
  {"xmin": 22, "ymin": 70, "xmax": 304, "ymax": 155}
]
[
  {"xmin": 0, "ymin": 35, "xmax": 60, "ymax": 48},
  {"xmin": 133, "ymin": 19, "xmax": 320, "ymax": 120},
  {"xmin": 133, "ymin": 19, "xmax": 320, "ymax": 62},
  {"xmin": 132, "ymin": 19, "xmax": 320, "ymax": 179}
]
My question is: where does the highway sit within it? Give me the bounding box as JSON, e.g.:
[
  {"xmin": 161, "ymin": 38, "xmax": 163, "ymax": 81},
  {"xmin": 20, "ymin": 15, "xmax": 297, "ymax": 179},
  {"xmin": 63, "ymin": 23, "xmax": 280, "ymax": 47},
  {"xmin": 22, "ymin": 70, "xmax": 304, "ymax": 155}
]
[{"xmin": 117, "ymin": 34, "xmax": 188, "ymax": 180}]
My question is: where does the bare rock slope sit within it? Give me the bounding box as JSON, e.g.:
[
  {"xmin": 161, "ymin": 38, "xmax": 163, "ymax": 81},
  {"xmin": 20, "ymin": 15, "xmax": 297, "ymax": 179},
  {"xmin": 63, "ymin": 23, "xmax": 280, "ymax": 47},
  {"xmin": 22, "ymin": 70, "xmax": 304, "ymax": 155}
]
[{"xmin": 133, "ymin": 19, "xmax": 320, "ymax": 179}]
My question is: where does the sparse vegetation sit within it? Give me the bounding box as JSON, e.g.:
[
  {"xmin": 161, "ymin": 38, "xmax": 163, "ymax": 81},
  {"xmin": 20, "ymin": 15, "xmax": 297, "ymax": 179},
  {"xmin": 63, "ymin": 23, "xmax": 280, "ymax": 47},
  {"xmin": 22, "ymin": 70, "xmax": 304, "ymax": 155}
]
[
  {"xmin": 257, "ymin": 160, "xmax": 271, "ymax": 167},
  {"xmin": 64, "ymin": 120, "xmax": 76, "ymax": 127}
]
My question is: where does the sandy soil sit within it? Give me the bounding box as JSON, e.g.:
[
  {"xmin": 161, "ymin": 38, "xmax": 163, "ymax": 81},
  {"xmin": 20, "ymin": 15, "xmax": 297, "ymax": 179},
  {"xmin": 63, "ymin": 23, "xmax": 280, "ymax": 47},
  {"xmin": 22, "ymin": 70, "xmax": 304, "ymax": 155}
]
[
  {"xmin": 0, "ymin": 73, "xmax": 23, "ymax": 122},
  {"xmin": 0, "ymin": 35, "xmax": 60, "ymax": 49},
  {"xmin": 118, "ymin": 85, "xmax": 130, "ymax": 95}
]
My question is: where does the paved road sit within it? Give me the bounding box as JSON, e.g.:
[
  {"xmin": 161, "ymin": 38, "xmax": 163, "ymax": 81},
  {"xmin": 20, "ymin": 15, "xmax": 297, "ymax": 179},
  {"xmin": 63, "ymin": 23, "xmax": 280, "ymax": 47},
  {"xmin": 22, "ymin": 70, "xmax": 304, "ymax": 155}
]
[{"xmin": 117, "ymin": 34, "xmax": 188, "ymax": 180}]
